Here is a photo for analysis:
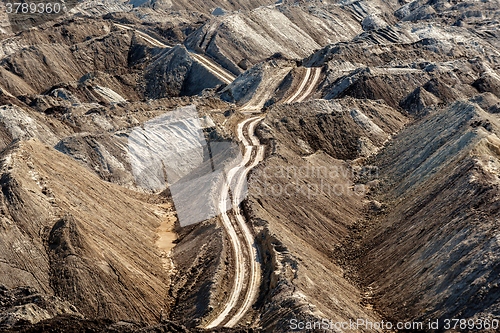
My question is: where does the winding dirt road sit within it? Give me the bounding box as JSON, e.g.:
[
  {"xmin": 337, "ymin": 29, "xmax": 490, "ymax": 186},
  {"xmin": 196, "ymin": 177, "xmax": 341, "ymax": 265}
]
[
  {"xmin": 242, "ymin": 66, "xmax": 293, "ymax": 111},
  {"xmin": 206, "ymin": 65, "xmax": 322, "ymax": 329},
  {"xmin": 190, "ymin": 52, "xmax": 236, "ymax": 85},
  {"xmin": 204, "ymin": 116, "xmax": 264, "ymax": 329}
]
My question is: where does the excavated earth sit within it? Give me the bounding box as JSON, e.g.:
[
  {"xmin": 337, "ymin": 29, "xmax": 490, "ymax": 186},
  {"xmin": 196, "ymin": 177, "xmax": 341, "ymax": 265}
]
[{"xmin": 0, "ymin": 0, "xmax": 500, "ymax": 332}]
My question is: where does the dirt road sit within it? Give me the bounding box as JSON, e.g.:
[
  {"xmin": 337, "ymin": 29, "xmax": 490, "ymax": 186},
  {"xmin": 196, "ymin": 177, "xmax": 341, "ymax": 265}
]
[
  {"xmin": 204, "ymin": 116, "xmax": 264, "ymax": 329},
  {"xmin": 242, "ymin": 66, "xmax": 293, "ymax": 111},
  {"xmin": 114, "ymin": 23, "xmax": 169, "ymax": 48},
  {"xmin": 283, "ymin": 67, "xmax": 322, "ymax": 104},
  {"xmin": 190, "ymin": 52, "xmax": 236, "ymax": 85},
  {"xmin": 206, "ymin": 66, "xmax": 322, "ymax": 329}
]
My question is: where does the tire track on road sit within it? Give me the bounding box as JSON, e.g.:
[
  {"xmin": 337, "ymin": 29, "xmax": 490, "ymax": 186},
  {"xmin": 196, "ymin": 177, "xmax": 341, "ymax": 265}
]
[
  {"xmin": 190, "ymin": 53, "xmax": 236, "ymax": 85},
  {"xmin": 115, "ymin": 23, "xmax": 169, "ymax": 48},
  {"xmin": 204, "ymin": 116, "xmax": 264, "ymax": 329},
  {"xmin": 283, "ymin": 67, "xmax": 322, "ymax": 104},
  {"xmin": 295, "ymin": 67, "xmax": 321, "ymax": 103},
  {"xmin": 242, "ymin": 66, "xmax": 293, "ymax": 111},
  {"xmin": 283, "ymin": 67, "xmax": 311, "ymax": 104}
]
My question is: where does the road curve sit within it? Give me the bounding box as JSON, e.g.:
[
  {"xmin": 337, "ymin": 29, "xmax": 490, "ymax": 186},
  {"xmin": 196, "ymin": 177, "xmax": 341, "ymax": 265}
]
[
  {"xmin": 295, "ymin": 67, "xmax": 321, "ymax": 103},
  {"xmin": 284, "ymin": 67, "xmax": 322, "ymax": 104},
  {"xmin": 283, "ymin": 67, "xmax": 311, "ymax": 104},
  {"xmin": 242, "ymin": 66, "xmax": 293, "ymax": 111},
  {"xmin": 204, "ymin": 116, "xmax": 264, "ymax": 329},
  {"xmin": 208, "ymin": 67, "xmax": 323, "ymax": 328}
]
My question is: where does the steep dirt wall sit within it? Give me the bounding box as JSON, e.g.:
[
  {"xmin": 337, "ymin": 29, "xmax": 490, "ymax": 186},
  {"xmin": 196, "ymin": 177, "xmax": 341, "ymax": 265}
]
[{"xmin": 358, "ymin": 102, "xmax": 500, "ymax": 323}]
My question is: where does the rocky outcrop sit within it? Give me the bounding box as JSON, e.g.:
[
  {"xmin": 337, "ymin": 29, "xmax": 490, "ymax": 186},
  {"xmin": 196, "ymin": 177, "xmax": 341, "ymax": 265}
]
[
  {"xmin": 400, "ymin": 86, "xmax": 442, "ymax": 117},
  {"xmin": 261, "ymin": 98, "xmax": 407, "ymax": 159},
  {"xmin": 55, "ymin": 132, "xmax": 134, "ymax": 186},
  {"xmin": 147, "ymin": 0, "xmax": 274, "ymax": 14},
  {"xmin": 184, "ymin": 4, "xmax": 361, "ymax": 71},
  {"xmin": 0, "ymin": 286, "xmax": 81, "ymax": 328}
]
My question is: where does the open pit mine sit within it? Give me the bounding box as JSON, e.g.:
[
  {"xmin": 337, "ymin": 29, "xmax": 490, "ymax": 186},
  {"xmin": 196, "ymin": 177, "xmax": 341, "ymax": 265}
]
[{"xmin": 0, "ymin": 0, "xmax": 499, "ymax": 332}]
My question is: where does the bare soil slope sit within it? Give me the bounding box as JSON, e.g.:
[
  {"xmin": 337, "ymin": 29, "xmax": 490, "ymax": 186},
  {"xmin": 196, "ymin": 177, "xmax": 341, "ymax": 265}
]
[
  {"xmin": 0, "ymin": 139, "xmax": 173, "ymax": 323},
  {"xmin": 245, "ymin": 98, "xmax": 408, "ymax": 331},
  {"xmin": 357, "ymin": 101, "xmax": 500, "ymax": 323}
]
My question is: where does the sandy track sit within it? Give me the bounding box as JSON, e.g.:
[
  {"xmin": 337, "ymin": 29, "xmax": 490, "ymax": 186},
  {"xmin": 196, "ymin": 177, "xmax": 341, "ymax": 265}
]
[
  {"xmin": 208, "ymin": 67, "xmax": 322, "ymax": 328},
  {"xmin": 205, "ymin": 116, "xmax": 264, "ymax": 329},
  {"xmin": 190, "ymin": 53, "xmax": 236, "ymax": 85},
  {"xmin": 283, "ymin": 67, "xmax": 311, "ymax": 104},
  {"xmin": 225, "ymin": 117, "xmax": 264, "ymax": 327},
  {"xmin": 242, "ymin": 66, "xmax": 293, "ymax": 111},
  {"xmin": 114, "ymin": 23, "xmax": 169, "ymax": 48},
  {"xmin": 284, "ymin": 67, "xmax": 322, "ymax": 104}
]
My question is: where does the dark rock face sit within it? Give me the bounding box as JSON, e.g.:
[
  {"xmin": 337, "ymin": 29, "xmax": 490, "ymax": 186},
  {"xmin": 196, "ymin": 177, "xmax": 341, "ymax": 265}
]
[
  {"xmin": 0, "ymin": 285, "xmax": 81, "ymax": 328},
  {"xmin": 473, "ymin": 73, "xmax": 500, "ymax": 98},
  {"xmin": 145, "ymin": 46, "xmax": 224, "ymax": 98},
  {"xmin": 400, "ymin": 86, "xmax": 441, "ymax": 117}
]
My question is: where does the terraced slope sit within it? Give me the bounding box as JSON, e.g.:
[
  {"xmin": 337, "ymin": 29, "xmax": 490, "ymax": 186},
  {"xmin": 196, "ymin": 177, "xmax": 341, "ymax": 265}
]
[{"xmin": 0, "ymin": 0, "xmax": 499, "ymax": 331}]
